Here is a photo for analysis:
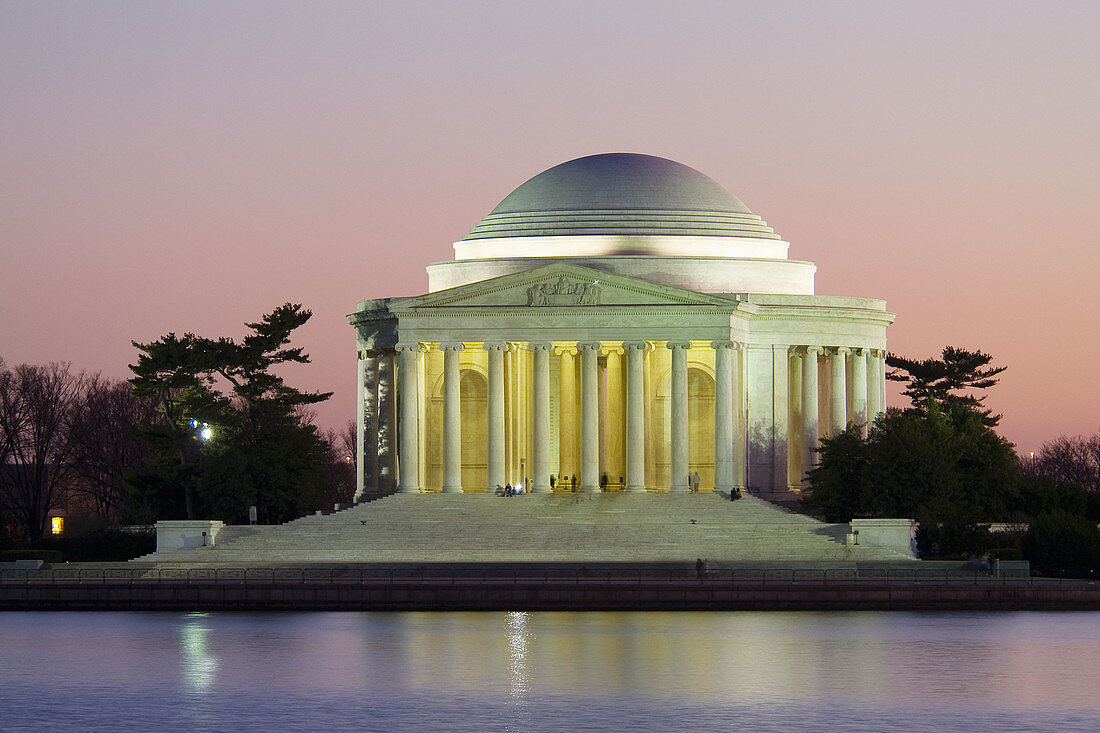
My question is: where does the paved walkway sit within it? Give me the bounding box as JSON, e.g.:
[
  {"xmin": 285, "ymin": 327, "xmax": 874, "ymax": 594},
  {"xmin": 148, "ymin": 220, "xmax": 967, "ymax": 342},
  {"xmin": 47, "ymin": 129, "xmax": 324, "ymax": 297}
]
[{"xmin": 139, "ymin": 493, "xmax": 916, "ymax": 564}]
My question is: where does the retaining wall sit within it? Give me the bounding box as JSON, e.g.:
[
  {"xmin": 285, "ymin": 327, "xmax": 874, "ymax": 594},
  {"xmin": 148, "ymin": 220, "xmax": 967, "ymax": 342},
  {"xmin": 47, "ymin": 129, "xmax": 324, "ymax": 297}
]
[{"xmin": 2, "ymin": 576, "xmax": 1097, "ymax": 612}]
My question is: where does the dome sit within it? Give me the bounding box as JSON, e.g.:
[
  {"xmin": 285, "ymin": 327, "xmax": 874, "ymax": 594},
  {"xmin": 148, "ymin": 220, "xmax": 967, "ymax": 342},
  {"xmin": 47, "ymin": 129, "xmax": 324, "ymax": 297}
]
[
  {"xmin": 463, "ymin": 153, "xmax": 781, "ymax": 241},
  {"xmin": 435, "ymin": 152, "xmax": 811, "ymax": 296}
]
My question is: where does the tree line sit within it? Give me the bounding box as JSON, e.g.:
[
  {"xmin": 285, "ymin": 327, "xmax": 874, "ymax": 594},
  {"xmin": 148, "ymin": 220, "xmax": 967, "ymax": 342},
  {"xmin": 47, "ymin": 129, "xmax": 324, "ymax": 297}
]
[
  {"xmin": 0, "ymin": 304, "xmax": 355, "ymax": 547},
  {"xmin": 804, "ymin": 346, "xmax": 1100, "ymax": 576},
  {"xmin": 6, "ymin": 308, "xmax": 1098, "ymax": 574}
]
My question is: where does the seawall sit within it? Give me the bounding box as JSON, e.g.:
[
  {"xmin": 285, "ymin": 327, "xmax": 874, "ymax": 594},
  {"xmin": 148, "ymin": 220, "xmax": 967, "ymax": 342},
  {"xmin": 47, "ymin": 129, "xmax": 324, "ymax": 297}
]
[{"xmin": 2, "ymin": 566, "xmax": 1096, "ymax": 612}]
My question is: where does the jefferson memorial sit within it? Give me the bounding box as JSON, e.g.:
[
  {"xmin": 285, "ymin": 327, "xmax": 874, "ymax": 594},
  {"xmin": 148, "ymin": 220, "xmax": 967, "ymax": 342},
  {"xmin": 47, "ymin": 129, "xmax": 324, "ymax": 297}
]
[{"xmin": 350, "ymin": 153, "xmax": 893, "ymax": 502}]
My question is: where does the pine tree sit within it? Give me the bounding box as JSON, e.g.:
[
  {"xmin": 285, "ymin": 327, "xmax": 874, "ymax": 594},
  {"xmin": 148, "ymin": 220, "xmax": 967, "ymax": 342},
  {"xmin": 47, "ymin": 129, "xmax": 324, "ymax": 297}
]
[
  {"xmin": 886, "ymin": 346, "xmax": 1006, "ymax": 426},
  {"xmin": 128, "ymin": 304, "xmax": 331, "ymax": 522}
]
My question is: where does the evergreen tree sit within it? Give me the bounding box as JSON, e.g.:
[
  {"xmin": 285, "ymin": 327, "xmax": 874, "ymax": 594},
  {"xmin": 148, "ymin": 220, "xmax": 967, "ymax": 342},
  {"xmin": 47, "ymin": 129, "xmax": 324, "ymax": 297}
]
[
  {"xmin": 128, "ymin": 303, "xmax": 331, "ymax": 522},
  {"xmin": 886, "ymin": 346, "xmax": 1006, "ymax": 426},
  {"xmin": 803, "ymin": 400, "xmax": 1019, "ymax": 558}
]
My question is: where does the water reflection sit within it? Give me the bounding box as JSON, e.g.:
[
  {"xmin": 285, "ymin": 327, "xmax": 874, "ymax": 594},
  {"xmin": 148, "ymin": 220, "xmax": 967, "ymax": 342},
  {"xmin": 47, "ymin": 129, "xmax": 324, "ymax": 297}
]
[
  {"xmin": 505, "ymin": 611, "xmax": 532, "ymax": 732},
  {"xmin": 359, "ymin": 611, "xmax": 1100, "ymax": 711},
  {"xmin": 3, "ymin": 611, "xmax": 1100, "ymax": 732},
  {"xmin": 180, "ymin": 612, "xmax": 218, "ymax": 692}
]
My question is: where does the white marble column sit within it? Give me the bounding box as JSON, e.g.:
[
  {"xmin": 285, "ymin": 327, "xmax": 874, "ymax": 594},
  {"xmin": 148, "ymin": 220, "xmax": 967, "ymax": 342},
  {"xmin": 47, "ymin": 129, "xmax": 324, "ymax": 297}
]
[
  {"xmin": 667, "ymin": 341, "xmax": 690, "ymax": 492},
  {"xmin": 732, "ymin": 343, "xmax": 745, "ymax": 491},
  {"xmin": 578, "ymin": 341, "xmax": 601, "ymax": 492},
  {"xmin": 852, "ymin": 348, "xmax": 869, "ymax": 436},
  {"xmin": 530, "ymin": 342, "xmax": 553, "ymax": 493},
  {"xmin": 801, "ymin": 346, "xmax": 822, "ymax": 482},
  {"xmin": 829, "ymin": 347, "xmax": 849, "ymax": 436},
  {"xmin": 712, "ymin": 340, "xmax": 735, "ymax": 495},
  {"xmin": 355, "ymin": 351, "xmax": 372, "ymax": 500},
  {"xmin": 773, "ymin": 345, "xmax": 792, "ymax": 493},
  {"xmin": 366, "ymin": 351, "xmax": 381, "ymax": 495},
  {"xmin": 558, "ymin": 347, "xmax": 577, "ymax": 485},
  {"xmin": 440, "ymin": 342, "xmax": 464, "ymax": 493},
  {"xmin": 604, "ymin": 348, "xmax": 625, "ymax": 489},
  {"xmin": 377, "ymin": 349, "xmax": 397, "ymax": 494},
  {"xmin": 867, "ymin": 349, "xmax": 884, "ymax": 425},
  {"xmin": 395, "ymin": 344, "xmax": 420, "ymax": 493},
  {"xmin": 484, "ymin": 342, "xmax": 507, "ymax": 492},
  {"xmin": 624, "ymin": 341, "xmax": 647, "ymax": 493},
  {"xmin": 878, "ymin": 350, "xmax": 887, "ymax": 416}
]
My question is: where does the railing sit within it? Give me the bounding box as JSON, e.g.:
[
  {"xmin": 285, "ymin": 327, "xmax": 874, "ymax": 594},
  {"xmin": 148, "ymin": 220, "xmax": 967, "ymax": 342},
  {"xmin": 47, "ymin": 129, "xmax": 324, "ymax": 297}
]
[{"xmin": 0, "ymin": 566, "xmax": 1054, "ymax": 586}]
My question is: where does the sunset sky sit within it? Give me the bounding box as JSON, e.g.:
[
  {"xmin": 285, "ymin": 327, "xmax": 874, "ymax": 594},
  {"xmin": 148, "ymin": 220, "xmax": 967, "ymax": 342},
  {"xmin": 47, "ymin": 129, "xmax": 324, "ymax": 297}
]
[{"xmin": 2, "ymin": 1, "xmax": 1097, "ymax": 453}]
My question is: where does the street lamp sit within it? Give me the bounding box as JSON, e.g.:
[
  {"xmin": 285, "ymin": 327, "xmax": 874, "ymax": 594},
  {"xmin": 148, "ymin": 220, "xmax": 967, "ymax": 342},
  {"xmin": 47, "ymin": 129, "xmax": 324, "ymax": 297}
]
[{"xmin": 190, "ymin": 419, "xmax": 213, "ymax": 441}]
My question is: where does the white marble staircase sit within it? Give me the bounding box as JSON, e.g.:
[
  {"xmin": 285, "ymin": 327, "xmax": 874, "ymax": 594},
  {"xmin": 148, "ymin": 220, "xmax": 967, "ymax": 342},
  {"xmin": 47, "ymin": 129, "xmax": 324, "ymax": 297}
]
[{"xmin": 139, "ymin": 493, "xmax": 915, "ymax": 564}]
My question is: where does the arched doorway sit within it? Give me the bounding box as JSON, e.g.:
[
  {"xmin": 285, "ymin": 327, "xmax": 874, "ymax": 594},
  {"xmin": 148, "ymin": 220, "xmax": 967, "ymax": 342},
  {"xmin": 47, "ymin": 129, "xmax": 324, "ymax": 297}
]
[
  {"xmin": 459, "ymin": 370, "xmax": 488, "ymax": 490},
  {"xmin": 428, "ymin": 368, "xmax": 488, "ymax": 491},
  {"xmin": 656, "ymin": 364, "xmax": 716, "ymax": 490},
  {"xmin": 687, "ymin": 367, "xmax": 715, "ymax": 490}
]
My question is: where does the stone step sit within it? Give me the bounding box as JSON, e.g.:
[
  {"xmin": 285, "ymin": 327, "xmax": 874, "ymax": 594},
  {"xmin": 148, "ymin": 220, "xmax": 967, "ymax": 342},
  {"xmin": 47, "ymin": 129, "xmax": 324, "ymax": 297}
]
[{"xmin": 139, "ymin": 493, "xmax": 914, "ymax": 564}]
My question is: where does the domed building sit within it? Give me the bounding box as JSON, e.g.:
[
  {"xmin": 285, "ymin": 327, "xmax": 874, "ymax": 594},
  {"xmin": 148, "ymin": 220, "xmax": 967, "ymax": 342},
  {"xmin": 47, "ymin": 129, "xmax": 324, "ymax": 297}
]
[{"xmin": 350, "ymin": 153, "xmax": 893, "ymax": 501}]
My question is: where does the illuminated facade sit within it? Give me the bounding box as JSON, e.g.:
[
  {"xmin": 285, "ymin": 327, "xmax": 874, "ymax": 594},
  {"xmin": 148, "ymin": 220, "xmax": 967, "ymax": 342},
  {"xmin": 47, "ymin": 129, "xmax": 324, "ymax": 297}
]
[{"xmin": 350, "ymin": 153, "xmax": 892, "ymax": 501}]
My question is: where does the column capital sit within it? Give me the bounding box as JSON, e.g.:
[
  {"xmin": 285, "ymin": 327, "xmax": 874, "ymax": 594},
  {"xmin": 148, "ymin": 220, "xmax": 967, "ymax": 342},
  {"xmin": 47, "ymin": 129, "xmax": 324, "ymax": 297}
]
[
  {"xmin": 482, "ymin": 341, "xmax": 509, "ymax": 352},
  {"xmin": 438, "ymin": 342, "xmax": 465, "ymax": 353},
  {"xmin": 665, "ymin": 340, "xmax": 692, "ymax": 351},
  {"xmin": 712, "ymin": 338, "xmax": 748, "ymax": 352},
  {"xmin": 395, "ymin": 342, "xmax": 425, "ymax": 354},
  {"xmin": 802, "ymin": 345, "xmax": 824, "ymax": 357},
  {"xmin": 527, "ymin": 341, "xmax": 554, "ymax": 352},
  {"xmin": 851, "ymin": 347, "xmax": 867, "ymax": 357},
  {"xmin": 555, "ymin": 345, "xmax": 578, "ymax": 356},
  {"xmin": 622, "ymin": 340, "xmax": 647, "ymax": 352},
  {"xmin": 831, "ymin": 346, "xmax": 851, "ymax": 357},
  {"xmin": 577, "ymin": 341, "xmax": 603, "ymax": 352}
]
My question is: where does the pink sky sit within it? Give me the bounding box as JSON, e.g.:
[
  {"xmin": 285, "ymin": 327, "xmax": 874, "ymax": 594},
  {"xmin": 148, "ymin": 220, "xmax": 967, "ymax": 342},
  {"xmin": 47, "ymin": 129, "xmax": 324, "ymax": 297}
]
[{"xmin": 2, "ymin": 2, "xmax": 1098, "ymax": 454}]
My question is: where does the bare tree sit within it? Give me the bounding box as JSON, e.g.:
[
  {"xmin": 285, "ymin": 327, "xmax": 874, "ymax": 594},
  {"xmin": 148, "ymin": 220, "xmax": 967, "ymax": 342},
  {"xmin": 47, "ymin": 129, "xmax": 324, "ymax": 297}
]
[
  {"xmin": 0, "ymin": 358, "xmax": 11, "ymax": 469},
  {"xmin": 317, "ymin": 420, "xmax": 357, "ymax": 507},
  {"xmin": 0, "ymin": 363, "xmax": 87, "ymax": 543},
  {"xmin": 68, "ymin": 378, "xmax": 160, "ymax": 522},
  {"xmin": 339, "ymin": 419, "xmax": 356, "ymax": 464},
  {"xmin": 1028, "ymin": 433, "xmax": 1100, "ymax": 494}
]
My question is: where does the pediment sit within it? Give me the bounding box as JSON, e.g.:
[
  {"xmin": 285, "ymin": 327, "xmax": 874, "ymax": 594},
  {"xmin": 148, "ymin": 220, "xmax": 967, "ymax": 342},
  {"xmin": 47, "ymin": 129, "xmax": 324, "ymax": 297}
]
[{"xmin": 394, "ymin": 264, "xmax": 737, "ymax": 310}]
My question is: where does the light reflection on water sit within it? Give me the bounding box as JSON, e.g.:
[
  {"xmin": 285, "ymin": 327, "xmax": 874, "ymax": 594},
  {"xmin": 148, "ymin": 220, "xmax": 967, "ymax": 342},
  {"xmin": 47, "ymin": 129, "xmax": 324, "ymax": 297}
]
[
  {"xmin": 506, "ymin": 611, "xmax": 531, "ymax": 732},
  {"xmin": 2, "ymin": 611, "xmax": 1099, "ymax": 732},
  {"xmin": 181, "ymin": 612, "xmax": 217, "ymax": 692}
]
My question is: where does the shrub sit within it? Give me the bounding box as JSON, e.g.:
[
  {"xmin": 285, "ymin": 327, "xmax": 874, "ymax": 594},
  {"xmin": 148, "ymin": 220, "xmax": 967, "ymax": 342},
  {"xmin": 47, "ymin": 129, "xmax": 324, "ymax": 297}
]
[
  {"xmin": 914, "ymin": 495, "xmax": 991, "ymax": 559},
  {"xmin": 36, "ymin": 528, "xmax": 155, "ymax": 562},
  {"xmin": 1, "ymin": 549, "xmax": 63, "ymax": 563},
  {"xmin": 1022, "ymin": 510, "xmax": 1100, "ymax": 578},
  {"xmin": 987, "ymin": 547, "xmax": 1023, "ymax": 561}
]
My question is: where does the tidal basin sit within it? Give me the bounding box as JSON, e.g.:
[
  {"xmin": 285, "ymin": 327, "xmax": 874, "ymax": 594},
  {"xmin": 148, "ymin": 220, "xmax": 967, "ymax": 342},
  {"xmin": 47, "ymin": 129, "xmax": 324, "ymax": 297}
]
[{"xmin": 3, "ymin": 611, "xmax": 1099, "ymax": 732}]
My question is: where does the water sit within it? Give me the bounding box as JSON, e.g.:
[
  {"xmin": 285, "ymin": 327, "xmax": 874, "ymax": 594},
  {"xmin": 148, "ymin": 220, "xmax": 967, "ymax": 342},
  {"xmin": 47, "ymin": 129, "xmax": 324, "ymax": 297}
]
[{"xmin": 1, "ymin": 611, "xmax": 1098, "ymax": 732}]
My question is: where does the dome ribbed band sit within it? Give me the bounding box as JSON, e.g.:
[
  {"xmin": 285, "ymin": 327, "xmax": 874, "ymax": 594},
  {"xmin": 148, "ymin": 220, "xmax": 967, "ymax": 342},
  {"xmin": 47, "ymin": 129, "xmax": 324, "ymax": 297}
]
[{"xmin": 464, "ymin": 209, "xmax": 781, "ymax": 241}]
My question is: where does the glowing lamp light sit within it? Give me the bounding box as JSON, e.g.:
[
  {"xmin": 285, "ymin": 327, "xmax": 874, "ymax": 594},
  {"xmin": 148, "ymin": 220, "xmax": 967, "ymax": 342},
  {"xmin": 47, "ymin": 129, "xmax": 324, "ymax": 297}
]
[
  {"xmin": 199, "ymin": 425, "xmax": 213, "ymax": 441},
  {"xmin": 50, "ymin": 517, "xmax": 63, "ymax": 535}
]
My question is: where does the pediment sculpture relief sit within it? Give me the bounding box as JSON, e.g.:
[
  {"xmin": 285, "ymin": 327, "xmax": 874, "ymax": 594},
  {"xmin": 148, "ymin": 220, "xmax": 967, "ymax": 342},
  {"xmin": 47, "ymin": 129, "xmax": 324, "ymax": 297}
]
[{"xmin": 526, "ymin": 276, "xmax": 601, "ymax": 306}]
